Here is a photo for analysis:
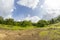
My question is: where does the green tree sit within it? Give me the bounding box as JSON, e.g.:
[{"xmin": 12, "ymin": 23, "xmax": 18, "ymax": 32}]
[
  {"xmin": 21, "ymin": 20, "xmax": 32, "ymax": 27},
  {"xmin": 0, "ymin": 16, "xmax": 4, "ymax": 24},
  {"xmin": 13, "ymin": 21, "xmax": 22, "ymax": 26},
  {"xmin": 37, "ymin": 20, "xmax": 49, "ymax": 27},
  {"xmin": 49, "ymin": 19, "xmax": 56, "ymax": 24},
  {"xmin": 56, "ymin": 15, "xmax": 60, "ymax": 22},
  {"xmin": 32, "ymin": 23, "xmax": 37, "ymax": 26},
  {"xmin": 5, "ymin": 18, "xmax": 14, "ymax": 25}
]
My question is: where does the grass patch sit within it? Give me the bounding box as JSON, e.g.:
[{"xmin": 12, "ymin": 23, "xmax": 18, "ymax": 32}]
[
  {"xmin": 0, "ymin": 24, "xmax": 36, "ymax": 30},
  {"xmin": 39, "ymin": 29, "xmax": 60, "ymax": 40},
  {"xmin": 39, "ymin": 31, "xmax": 49, "ymax": 37}
]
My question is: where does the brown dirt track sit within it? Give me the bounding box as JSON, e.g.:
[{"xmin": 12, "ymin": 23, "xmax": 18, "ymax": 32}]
[{"xmin": 0, "ymin": 28, "xmax": 60, "ymax": 40}]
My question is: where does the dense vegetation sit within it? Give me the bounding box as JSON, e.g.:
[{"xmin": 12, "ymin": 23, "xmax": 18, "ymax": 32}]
[
  {"xmin": 0, "ymin": 16, "xmax": 60, "ymax": 40},
  {"xmin": 0, "ymin": 15, "xmax": 60, "ymax": 28}
]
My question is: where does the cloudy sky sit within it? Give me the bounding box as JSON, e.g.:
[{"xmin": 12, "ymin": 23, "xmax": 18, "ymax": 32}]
[{"xmin": 0, "ymin": 0, "xmax": 60, "ymax": 22}]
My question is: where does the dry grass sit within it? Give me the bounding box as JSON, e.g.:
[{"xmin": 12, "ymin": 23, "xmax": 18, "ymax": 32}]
[{"xmin": 0, "ymin": 23, "xmax": 60, "ymax": 40}]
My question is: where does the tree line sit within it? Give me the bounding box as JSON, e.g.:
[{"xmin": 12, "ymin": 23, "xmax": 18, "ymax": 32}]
[{"xmin": 0, "ymin": 15, "xmax": 60, "ymax": 27}]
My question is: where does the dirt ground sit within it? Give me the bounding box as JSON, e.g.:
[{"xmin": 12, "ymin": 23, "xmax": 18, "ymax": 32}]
[
  {"xmin": 0, "ymin": 28, "xmax": 60, "ymax": 40},
  {"xmin": 0, "ymin": 28, "xmax": 40, "ymax": 40}
]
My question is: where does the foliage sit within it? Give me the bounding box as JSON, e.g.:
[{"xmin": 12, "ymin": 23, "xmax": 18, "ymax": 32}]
[
  {"xmin": 0, "ymin": 16, "xmax": 4, "ymax": 24},
  {"xmin": 4, "ymin": 18, "xmax": 14, "ymax": 25},
  {"xmin": 39, "ymin": 29, "xmax": 60, "ymax": 40},
  {"xmin": 56, "ymin": 15, "xmax": 60, "ymax": 21},
  {"xmin": 49, "ymin": 19, "xmax": 56, "ymax": 24},
  {"xmin": 37, "ymin": 20, "xmax": 49, "ymax": 27},
  {"xmin": 0, "ymin": 15, "xmax": 60, "ymax": 27},
  {"xmin": 20, "ymin": 21, "xmax": 32, "ymax": 27}
]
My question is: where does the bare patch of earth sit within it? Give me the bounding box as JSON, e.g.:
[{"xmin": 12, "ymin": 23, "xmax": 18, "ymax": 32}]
[{"xmin": 0, "ymin": 28, "xmax": 60, "ymax": 40}]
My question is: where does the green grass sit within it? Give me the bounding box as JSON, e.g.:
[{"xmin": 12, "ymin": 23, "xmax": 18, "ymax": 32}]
[
  {"xmin": 0, "ymin": 24, "xmax": 36, "ymax": 30},
  {"xmin": 0, "ymin": 23, "xmax": 60, "ymax": 40},
  {"xmin": 0, "ymin": 22, "xmax": 60, "ymax": 30},
  {"xmin": 48, "ymin": 22, "xmax": 60, "ymax": 28},
  {"xmin": 38, "ymin": 22, "xmax": 60, "ymax": 40},
  {"xmin": 39, "ymin": 29, "xmax": 60, "ymax": 40},
  {"xmin": 39, "ymin": 31, "xmax": 49, "ymax": 37}
]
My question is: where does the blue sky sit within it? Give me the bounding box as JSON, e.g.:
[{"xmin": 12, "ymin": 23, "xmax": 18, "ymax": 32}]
[
  {"xmin": 0, "ymin": 0, "xmax": 60, "ymax": 22},
  {"xmin": 13, "ymin": 0, "xmax": 43, "ymax": 20}
]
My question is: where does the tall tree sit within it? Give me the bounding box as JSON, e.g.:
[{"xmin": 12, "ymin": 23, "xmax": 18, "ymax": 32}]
[
  {"xmin": 49, "ymin": 19, "xmax": 56, "ymax": 24},
  {"xmin": 21, "ymin": 20, "xmax": 32, "ymax": 27},
  {"xmin": 37, "ymin": 20, "xmax": 49, "ymax": 27},
  {"xmin": 5, "ymin": 18, "xmax": 14, "ymax": 25},
  {"xmin": 0, "ymin": 16, "xmax": 4, "ymax": 24}
]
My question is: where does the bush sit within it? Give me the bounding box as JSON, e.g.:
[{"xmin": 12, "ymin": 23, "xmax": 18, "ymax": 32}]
[
  {"xmin": 20, "ymin": 21, "xmax": 32, "ymax": 27},
  {"xmin": 37, "ymin": 20, "xmax": 49, "ymax": 27}
]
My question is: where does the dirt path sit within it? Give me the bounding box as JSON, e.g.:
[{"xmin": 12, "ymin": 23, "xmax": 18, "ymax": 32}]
[
  {"xmin": 0, "ymin": 29, "xmax": 41, "ymax": 40},
  {"xmin": 0, "ymin": 28, "xmax": 60, "ymax": 40}
]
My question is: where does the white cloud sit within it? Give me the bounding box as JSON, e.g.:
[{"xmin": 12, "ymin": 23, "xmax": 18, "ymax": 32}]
[
  {"xmin": 44, "ymin": 0, "xmax": 60, "ymax": 9},
  {"xmin": 41, "ymin": 0, "xmax": 60, "ymax": 20},
  {"xmin": 17, "ymin": 0, "xmax": 39, "ymax": 9},
  {"xmin": 0, "ymin": 0, "xmax": 14, "ymax": 18},
  {"xmin": 23, "ymin": 14, "xmax": 41, "ymax": 23}
]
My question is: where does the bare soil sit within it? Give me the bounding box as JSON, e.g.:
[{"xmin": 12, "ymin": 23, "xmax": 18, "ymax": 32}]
[{"xmin": 0, "ymin": 28, "xmax": 60, "ymax": 40}]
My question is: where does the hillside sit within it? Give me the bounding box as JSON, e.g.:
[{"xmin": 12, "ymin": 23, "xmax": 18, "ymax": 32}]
[{"xmin": 0, "ymin": 23, "xmax": 60, "ymax": 40}]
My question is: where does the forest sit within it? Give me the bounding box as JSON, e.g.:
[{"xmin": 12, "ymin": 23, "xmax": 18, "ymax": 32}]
[{"xmin": 0, "ymin": 15, "xmax": 60, "ymax": 28}]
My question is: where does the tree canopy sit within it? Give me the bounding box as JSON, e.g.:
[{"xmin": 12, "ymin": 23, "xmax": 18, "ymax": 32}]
[{"xmin": 0, "ymin": 15, "xmax": 60, "ymax": 27}]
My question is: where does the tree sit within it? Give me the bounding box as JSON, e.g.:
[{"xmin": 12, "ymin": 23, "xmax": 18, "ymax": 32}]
[
  {"xmin": 32, "ymin": 23, "xmax": 37, "ymax": 26},
  {"xmin": 0, "ymin": 16, "xmax": 4, "ymax": 24},
  {"xmin": 13, "ymin": 21, "xmax": 21, "ymax": 26},
  {"xmin": 37, "ymin": 20, "xmax": 49, "ymax": 27},
  {"xmin": 49, "ymin": 19, "xmax": 56, "ymax": 24},
  {"xmin": 4, "ymin": 18, "xmax": 14, "ymax": 25},
  {"xmin": 21, "ymin": 20, "xmax": 32, "ymax": 27},
  {"xmin": 56, "ymin": 15, "xmax": 60, "ymax": 22}
]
